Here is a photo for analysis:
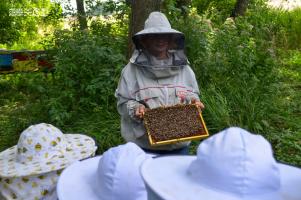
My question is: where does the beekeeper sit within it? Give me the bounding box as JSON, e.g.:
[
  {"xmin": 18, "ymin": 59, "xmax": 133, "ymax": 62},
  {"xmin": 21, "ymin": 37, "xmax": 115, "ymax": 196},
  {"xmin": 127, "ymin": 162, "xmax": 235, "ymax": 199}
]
[{"xmin": 115, "ymin": 11, "xmax": 204, "ymax": 155}]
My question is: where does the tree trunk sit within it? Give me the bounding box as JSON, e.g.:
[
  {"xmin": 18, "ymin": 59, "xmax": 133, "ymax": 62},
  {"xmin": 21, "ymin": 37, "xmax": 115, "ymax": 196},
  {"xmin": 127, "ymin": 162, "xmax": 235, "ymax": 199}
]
[
  {"xmin": 76, "ymin": 0, "xmax": 87, "ymax": 30},
  {"xmin": 127, "ymin": 0, "xmax": 162, "ymax": 58},
  {"xmin": 231, "ymin": 0, "xmax": 250, "ymax": 18}
]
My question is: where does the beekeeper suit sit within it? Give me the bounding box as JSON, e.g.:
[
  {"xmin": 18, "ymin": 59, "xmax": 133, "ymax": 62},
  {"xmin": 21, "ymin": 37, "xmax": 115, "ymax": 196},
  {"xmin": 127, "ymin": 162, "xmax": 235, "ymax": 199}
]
[{"xmin": 115, "ymin": 11, "xmax": 202, "ymax": 152}]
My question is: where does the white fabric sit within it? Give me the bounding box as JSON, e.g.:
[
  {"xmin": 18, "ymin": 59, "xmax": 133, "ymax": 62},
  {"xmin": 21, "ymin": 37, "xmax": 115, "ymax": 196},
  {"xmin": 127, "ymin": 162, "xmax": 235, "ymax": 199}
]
[
  {"xmin": 0, "ymin": 123, "xmax": 97, "ymax": 177},
  {"xmin": 132, "ymin": 12, "xmax": 185, "ymax": 58},
  {"xmin": 141, "ymin": 127, "xmax": 301, "ymax": 200},
  {"xmin": 116, "ymin": 11, "xmax": 198, "ymax": 151},
  {"xmin": 116, "ymin": 53, "xmax": 199, "ymax": 150},
  {"xmin": 57, "ymin": 158, "xmax": 96, "ymax": 200},
  {"xmin": 0, "ymin": 169, "xmax": 61, "ymax": 200},
  {"xmin": 189, "ymin": 127, "xmax": 280, "ymax": 196},
  {"xmin": 57, "ymin": 142, "xmax": 150, "ymax": 200},
  {"xmin": 134, "ymin": 12, "xmax": 182, "ymax": 36}
]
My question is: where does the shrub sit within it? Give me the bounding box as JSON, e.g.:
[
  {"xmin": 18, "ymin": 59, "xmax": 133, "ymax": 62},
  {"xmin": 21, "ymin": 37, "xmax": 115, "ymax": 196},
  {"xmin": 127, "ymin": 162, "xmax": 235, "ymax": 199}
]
[{"xmin": 47, "ymin": 30, "xmax": 126, "ymax": 125}]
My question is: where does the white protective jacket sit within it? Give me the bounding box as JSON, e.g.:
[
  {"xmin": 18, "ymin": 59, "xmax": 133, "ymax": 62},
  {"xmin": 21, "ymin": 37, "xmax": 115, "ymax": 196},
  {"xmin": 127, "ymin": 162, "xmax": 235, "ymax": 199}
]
[{"xmin": 115, "ymin": 12, "xmax": 201, "ymax": 150}]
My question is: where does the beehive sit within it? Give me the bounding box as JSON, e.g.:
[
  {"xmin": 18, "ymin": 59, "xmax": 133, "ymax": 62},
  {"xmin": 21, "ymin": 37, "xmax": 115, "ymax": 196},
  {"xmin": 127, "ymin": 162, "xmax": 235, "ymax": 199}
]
[
  {"xmin": 144, "ymin": 104, "xmax": 209, "ymax": 146},
  {"xmin": 0, "ymin": 52, "xmax": 13, "ymax": 71}
]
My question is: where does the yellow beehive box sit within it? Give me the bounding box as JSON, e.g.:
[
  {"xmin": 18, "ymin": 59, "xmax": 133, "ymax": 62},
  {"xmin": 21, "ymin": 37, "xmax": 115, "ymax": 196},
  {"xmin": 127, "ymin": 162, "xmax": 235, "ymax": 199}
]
[{"xmin": 12, "ymin": 59, "xmax": 39, "ymax": 72}]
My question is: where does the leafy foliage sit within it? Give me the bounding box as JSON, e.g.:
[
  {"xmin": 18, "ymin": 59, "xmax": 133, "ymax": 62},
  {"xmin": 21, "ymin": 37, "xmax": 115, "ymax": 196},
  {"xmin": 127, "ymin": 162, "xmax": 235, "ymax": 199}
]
[
  {"xmin": 0, "ymin": 0, "xmax": 63, "ymax": 49},
  {"xmin": 191, "ymin": 0, "xmax": 236, "ymax": 24},
  {"xmin": 170, "ymin": 9, "xmax": 279, "ymax": 133},
  {"xmin": 0, "ymin": 0, "xmax": 300, "ymax": 165},
  {"xmin": 46, "ymin": 30, "xmax": 126, "ymax": 125},
  {"xmin": 167, "ymin": 5, "xmax": 301, "ymax": 165},
  {"xmin": 0, "ymin": 1, "xmax": 21, "ymax": 44}
]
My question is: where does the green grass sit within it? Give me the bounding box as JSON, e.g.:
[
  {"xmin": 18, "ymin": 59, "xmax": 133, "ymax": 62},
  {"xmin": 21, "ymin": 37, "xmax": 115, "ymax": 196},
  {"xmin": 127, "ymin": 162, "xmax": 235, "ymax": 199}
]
[
  {"xmin": 0, "ymin": 73, "xmax": 125, "ymax": 154},
  {"xmin": 61, "ymin": 108, "xmax": 125, "ymax": 154},
  {"xmin": 0, "ymin": 60, "xmax": 300, "ymax": 167}
]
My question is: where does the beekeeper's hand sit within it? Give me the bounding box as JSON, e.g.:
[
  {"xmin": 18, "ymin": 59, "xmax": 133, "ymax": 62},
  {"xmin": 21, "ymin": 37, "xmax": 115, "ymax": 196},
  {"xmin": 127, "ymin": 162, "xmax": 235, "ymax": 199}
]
[
  {"xmin": 191, "ymin": 98, "xmax": 205, "ymax": 110},
  {"xmin": 135, "ymin": 105, "xmax": 146, "ymax": 119}
]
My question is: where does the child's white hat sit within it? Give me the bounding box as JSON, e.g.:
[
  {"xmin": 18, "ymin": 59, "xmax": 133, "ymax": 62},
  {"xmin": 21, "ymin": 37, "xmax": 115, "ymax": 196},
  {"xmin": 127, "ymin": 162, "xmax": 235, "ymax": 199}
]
[
  {"xmin": 57, "ymin": 142, "xmax": 150, "ymax": 200},
  {"xmin": 141, "ymin": 127, "xmax": 301, "ymax": 200}
]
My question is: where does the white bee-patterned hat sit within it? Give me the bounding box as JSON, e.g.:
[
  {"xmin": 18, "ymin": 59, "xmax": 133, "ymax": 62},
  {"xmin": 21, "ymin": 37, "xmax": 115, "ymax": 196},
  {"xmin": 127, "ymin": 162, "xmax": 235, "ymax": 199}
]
[{"xmin": 0, "ymin": 123, "xmax": 97, "ymax": 178}]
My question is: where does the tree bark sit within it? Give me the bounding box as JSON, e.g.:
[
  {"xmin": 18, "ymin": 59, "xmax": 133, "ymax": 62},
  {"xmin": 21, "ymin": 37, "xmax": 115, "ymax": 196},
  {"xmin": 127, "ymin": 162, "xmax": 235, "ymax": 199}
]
[
  {"xmin": 127, "ymin": 0, "xmax": 162, "ymax": 58},
  {"xmin": 76, "ymin": 0, "xmax": 88, "ymax": 30},
  {"xmin": 231, "ymin": 0, "xmax": 250, "ymax": 18}
]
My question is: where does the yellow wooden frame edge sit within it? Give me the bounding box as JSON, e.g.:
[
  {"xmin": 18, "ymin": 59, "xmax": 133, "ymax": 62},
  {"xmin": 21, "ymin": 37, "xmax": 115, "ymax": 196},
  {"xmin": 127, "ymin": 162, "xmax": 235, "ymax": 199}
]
[{"xmin": 145, "ymin": 105, "xmax": 209, "ymax": 146}]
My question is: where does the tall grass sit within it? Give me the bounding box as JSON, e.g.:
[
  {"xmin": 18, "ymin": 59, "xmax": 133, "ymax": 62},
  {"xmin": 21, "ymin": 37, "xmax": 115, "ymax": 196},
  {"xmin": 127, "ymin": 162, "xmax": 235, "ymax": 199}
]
[
  {"xmin": 168, "ymin": 5, "xmax": 301, "ymax": 165},
  {"xmin": 0, "ymin": 3, "xmax": 300, "ymax": 165}
]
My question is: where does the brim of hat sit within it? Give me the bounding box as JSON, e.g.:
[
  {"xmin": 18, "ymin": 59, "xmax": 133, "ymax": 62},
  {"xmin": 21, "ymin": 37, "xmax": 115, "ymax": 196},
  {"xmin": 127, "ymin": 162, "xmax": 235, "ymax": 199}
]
[
  {"xmin": 132, "ymin": 27, "xmax": 185, "ymax": 50},
  {"xmin": 57, "ymin": 156, "xmax": 101, "ymax": 200},
  {"xmin": 134, "ymin": 27, "xmax": 183, "ymax": 37},
  {"xmin": 0, "ymin": 134, "xmax": 97, "ymax": 178},
  {"xmin": 57, "ymin": 153, "xmax": 156, "ymax": 200},
  {"xmin": 141, "ymin": 156, "xmax": 301, "ymax": 200}
]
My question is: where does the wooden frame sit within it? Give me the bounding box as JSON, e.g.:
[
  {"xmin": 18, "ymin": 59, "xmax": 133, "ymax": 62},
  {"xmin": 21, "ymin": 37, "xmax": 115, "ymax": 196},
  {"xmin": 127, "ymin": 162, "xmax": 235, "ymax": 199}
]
[{"xmin": 144, "ymin": 104, "xmax": 209, "ymax": 146}]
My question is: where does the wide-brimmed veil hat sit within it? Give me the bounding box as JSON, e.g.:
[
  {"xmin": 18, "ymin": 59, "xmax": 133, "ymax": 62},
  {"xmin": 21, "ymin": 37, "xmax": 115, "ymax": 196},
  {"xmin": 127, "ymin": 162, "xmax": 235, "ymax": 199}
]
[
  {"xmin": 141, "ymin": 127, "xmax": 301, "ymax": 200},
  {"xmin": 132, "ymin": 11, "xmax": 185, "ymax": 50},
  {"xmin": 0, "ymin": 123, "xmax": 97, "ymax": 177},
  {"xmin": 57, "ymin": 142, "xmax": 151, "ymax": 200}
]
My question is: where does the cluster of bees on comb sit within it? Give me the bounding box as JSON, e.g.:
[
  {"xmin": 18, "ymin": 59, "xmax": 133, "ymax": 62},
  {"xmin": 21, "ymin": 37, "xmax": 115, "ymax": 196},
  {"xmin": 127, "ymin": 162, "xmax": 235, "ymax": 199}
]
[{"xmin": 144, "ymin": 104, "xmax": 206, "ymax": 143}]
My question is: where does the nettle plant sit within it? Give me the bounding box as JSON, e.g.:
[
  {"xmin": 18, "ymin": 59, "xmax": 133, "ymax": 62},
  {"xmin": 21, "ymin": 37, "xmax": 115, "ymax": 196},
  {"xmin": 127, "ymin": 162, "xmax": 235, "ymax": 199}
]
[
  {"xmin": 202, "ymin": 20, "xmax": 280, "ymax": 133},
  {"xmin": 171, "ymin": 10, "xmax": 281, "ymax": 133},
  {"xmin": 48, "ymin": 30, "xmax": 126, "ymax": 124}
]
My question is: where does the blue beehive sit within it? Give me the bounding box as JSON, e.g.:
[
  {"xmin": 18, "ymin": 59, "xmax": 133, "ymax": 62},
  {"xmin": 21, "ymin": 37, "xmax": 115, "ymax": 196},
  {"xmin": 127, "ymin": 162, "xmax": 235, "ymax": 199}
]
[{"xmin": 0, "ymin": 51, "xmax": 13, "ymax": 70}]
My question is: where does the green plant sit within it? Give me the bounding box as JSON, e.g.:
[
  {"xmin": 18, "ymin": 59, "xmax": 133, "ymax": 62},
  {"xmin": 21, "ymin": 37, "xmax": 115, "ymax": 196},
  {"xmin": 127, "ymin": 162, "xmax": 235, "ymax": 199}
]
[
  {"xmin": 46, "ymin": 30, "xmax": 126, "ymax": 125},
  {"xmin": 0, "ymin": 1, "xmax": 300, "ymax": 167}
]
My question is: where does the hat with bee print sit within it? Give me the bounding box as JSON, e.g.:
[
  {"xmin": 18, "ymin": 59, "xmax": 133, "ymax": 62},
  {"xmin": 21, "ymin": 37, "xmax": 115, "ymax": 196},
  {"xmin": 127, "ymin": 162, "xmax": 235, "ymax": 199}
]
[{"xmin": 0, "ymin": 123, "xmax": 97, "ymax": 178}]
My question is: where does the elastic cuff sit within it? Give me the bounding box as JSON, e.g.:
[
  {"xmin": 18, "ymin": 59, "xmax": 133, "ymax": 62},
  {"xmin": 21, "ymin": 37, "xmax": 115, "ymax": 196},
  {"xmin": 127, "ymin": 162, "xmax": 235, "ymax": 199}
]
[{"xmin": 127, "ymin": 100, "xmax": 143, "ymax": 122}]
